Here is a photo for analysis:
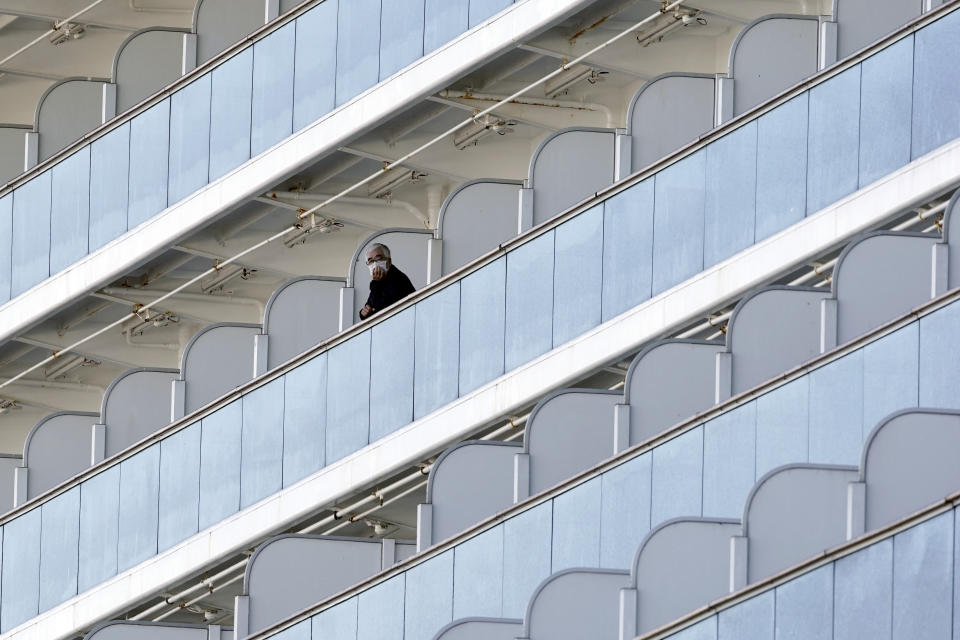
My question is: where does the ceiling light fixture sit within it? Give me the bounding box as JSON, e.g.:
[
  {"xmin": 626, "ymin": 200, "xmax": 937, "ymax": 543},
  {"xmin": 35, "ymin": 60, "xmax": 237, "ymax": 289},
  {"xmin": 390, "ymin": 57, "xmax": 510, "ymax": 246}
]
[
  {"xmin": 453, "ymin": 114, "xmax": 515, "ymax": 150},
  {"xmin": 49, "ymin": 22, "xmax": 86, "ymax": 46},
  {"xmin": 543, "ymin": 64, "xmax": 607, "ymax": 98},
  {"xmin": 367, "ymin": 167, "xmax": 427, "ymax": 199},
  {"xmin": 635, "ymin": 8, "xmax": 703, "ymax": 47},
  {"xmin": 283, "ymin": 213, "xmax": 344, "ymax": 248}
]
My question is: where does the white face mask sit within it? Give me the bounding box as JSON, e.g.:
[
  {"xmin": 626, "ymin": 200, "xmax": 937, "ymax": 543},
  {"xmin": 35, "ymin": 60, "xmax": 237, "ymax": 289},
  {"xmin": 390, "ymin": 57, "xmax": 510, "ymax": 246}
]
[{"xmin": 368, "ymin": 260, "xmax": 388, "ymax": 274}]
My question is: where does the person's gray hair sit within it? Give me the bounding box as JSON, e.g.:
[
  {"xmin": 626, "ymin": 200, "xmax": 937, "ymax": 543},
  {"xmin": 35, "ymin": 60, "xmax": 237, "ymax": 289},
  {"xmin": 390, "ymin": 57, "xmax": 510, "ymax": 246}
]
[{"xmin": 368, "ymin": 242, "xmax": 391, "ymax": 258}]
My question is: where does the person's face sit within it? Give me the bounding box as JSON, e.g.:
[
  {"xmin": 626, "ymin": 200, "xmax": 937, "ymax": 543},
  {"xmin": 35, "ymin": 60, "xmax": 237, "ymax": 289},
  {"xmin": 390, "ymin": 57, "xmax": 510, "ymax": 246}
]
[{"xmin": 366, "ymin": 248, "xmax": 391, "ymax": 280}]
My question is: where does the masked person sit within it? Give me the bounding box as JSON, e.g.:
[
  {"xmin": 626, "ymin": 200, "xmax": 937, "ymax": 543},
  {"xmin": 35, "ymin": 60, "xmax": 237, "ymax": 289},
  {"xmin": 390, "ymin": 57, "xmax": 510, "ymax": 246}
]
[{"xmin": 359, "ymin": 243, "xmax": 416, "ymax": 320}]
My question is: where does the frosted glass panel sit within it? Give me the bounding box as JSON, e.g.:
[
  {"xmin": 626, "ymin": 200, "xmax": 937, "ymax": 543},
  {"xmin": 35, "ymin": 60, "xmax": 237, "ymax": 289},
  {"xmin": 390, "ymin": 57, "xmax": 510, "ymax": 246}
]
[
  {"xmin": 912, "ymin": 9, "xmax": 960, "ymax": 158},
  {"xmin": 357, "ymin": 574, "xmax": 405, "ymax": 640},
  {"xmin": 553, "ymin": 204, "xmax": 603, "ymax": 346},
  {"xmin": 39, "ymin": 487, "xmax": 80, "ymax": 610},
  {"xmin": 0, "ymin": 195, "xmax": 10, "ymax": 302},
  {"xmin": 251, "ymin": 24, "xmax": 295, "ymax": 156},
  {"xmin": 379, "ymin": 0, "xmax": 425, "ymax": 79},
  {"xmin": 808, "ymin": 351, "xmax": 864, "ymax": 465},
  {"xmin": 601, "ymin": 179, "xmax": 654, "ymax": 322},
  {"xmin": 755, "ymin": 95, "xmax": 807, "ymax": 241},
  {"xmin": 551, "ymin": 477, "xmax": 602, "ymax": 571},
  {"xmin": 919, "ymin": 300, "xmax": 960, "ymax": 410},
  {"xmin": 862, "ymin": 324, "xmax": 918, "ymax": 435},
  {"xmin": 718, "ymin": 592, "xmax": 774, "ymax": 640},
  {"xmin": 168, "ymin": 73, "xmax": 211, "ymax": 202},
  {"xmin": 414, "ymin": 284, "xmax": 460, "ymax": 419},
  {"xmin": 241, "ymin": 378, "xmax": 285, "ymax": 508},
  {"xmin": 282, "ymin": 353, "xmax": 327, "ymax": 486},
  {"xmin": 158, "ymin": 423, "xmax": 201, "ymax": 552},
  {"xmin": 210, "ymin": 48, "xmax": 252, "ymax": 181},
  {"xmin": 293, "ymin": 0, "xmax": 338, "ymax": 130},
  {"xmin": 128, "ymin": 99, "xmax": 170, "ymax": 227},
  {"xmin": 424, "ymin": 0, "xmax": 468, "ymax": 51},
  {"xmin": 117, "ymin": 446, "xmax": 161, "ymax": 572},
  {"xmin": 404, "ymin": 551, "xmax": 454, "ymax": 640},
  {"xmin": 0, "ymin": 508, "xmax": 40, "ymax": 632},
  {"xmin": 470, "ymin": 0, "xmax": 512, "ymax": 26},
  {"xmin": 651, "ymin": 427, "xmax": 703, "ymax": 524},
  {"xmin": 652, "ymin": 150, "xmax": 705, "ymax": 294},
  {"xmin": 502, "ymin": 501, "xmax": 552, "ymax": 618},
  {"xmin": 199, "ymin": 401, "xmax": 242, "ymax": 530},
  {"xmin": 704, "ymin": 122, "xmax": 757, "ymax": 266},
  {"xmin": 50, "ymin": 147, "xmax": 90, "ymax": 273},
  {"xmin": 600, "ymin": 453, "xmax": 651, "ymax": 569},
  {"xmin": 11, "ymin": 170, "xmax": 51, "ymax": 297},
  {"xmin": 459, "ymin": 258, "xmax": 505, "ymax": 394},
  {"xmin": 313, "ymin": 597, "xmax": 358, "ymax": 639},
  {"xmin": 807, "ymin": 66, "xmax": 861, "ymax": 214},
  {"xmin": 834, "ymin": 539, "xmax": 893, "ymax": 640},
  {"xmin": 702, "ymin": 403, "xmax": 756, "ymax": 519},
  {"xmin": 369, "ymin": 308, "xmax": 415, "ymax": 440},
  {"xmin": 78, "ymin": 466, "xmax": 120, "ymax": 592},
  {"xmin": 326, "ymin": 331, "xmax": 371, "ymax": 462},
  {"xmin": 859, "ymin": 37, "xmax": 913, "ymax": 187},
  {"xmin": 892, "ymin": 513, "xmax": 953, "ymax": 640},
  {"xmin": 89, "ymin": 123, "xmax": 130, "ymax": 252},
  {"xmin": 774, "ymin": 564, "xmax": 833, "ymax": 640},
  {"xmin": 336, "ymin": 0, "xmax": 381, "ymax": 106},
  {"xmin": 755, "ymin": 377, "xmax": 809, "ymax": 478},
  {"xmin": 505, "ymin": 232, "xmax": 554, "ymax": 370},
  {"xmin": 453, "ymin": 526, "xmax": 504, "ymax": 618}
]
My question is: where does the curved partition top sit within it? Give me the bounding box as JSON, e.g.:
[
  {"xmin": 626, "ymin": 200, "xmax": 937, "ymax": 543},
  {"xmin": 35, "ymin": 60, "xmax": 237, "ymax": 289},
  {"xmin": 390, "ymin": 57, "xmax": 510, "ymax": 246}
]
[
  {"xmin": 3, "ymin": 6, "xmax": 960, "ymax": 632},
  {"xmin": 728, "ymin": 14, "xmax": 819, "ymax": 117},
  {"xmin": 436, "ymin": 179, "xmax": 522, "ymax": 276},
  {"xmin": 85, "ymin": 619, "xmax": 222, "ymax": 640},
  {"xmin": 111, "ymin": 28, "xmax": 191, "ymax": 114},
  {"xmin": 520, "ymin": 568, "xmax": 628, "ymax": 640},
  {"xmin": 431, "ymin": 617, "xmax": 523, "ymax": 640}
]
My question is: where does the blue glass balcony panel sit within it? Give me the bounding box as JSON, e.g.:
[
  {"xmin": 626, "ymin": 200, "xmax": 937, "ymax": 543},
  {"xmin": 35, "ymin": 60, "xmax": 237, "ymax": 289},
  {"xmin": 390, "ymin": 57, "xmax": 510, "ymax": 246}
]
[
  {"xmin": 912, "ymin": 7, "xmax": 960, "ymax": 158},
  {"xmin": 369, "ymin": 308, "xmax": 415, "ymax": 441},
  {"xmin": 380, "ymin": 0, "xmax": 426, "ymax": 80},
  {"xmin": 600, "ymin": 178, "xmax": 654, "ymax": 322},
  {"xmin": 78, "ymin": 466, "xmax": 120, "ymax": 593},
  {"xmin": 551, "ymin": 477, "xmax": 602, "ymax": 572},
  {"xmin": 11, "ymin": 170, "xmax": 51, "ymax": 297},
  {"xmin": 292, "ymin": 0, "xmax": 338, "ymax": 131},
  {"xmin": 453, "ymin": 525, "xmax": 504, "ymax": 618},
  {"xmin": 117, "ymin": 446, "xmax": 161, "ymax": 572},
  {"xmin": 424, "ymin": 0, "xmax": 468, "ymax": 52},
  {"xmin": 0, "ymin": 195, "xmax": 10, "ymax": 303},
  {"xmin": 50, "ymin": 146, "xmax": 90, "ymax": 274},
  {"xmin": 241, "ymin": 378, "xmax": 285, "ymax": 509},
  {"xmin": 553, "ymin": 204, "xmax": 603, "ymax": 346},
  {"xmin": 403, "ymin": 551, "xmax": 454, "ymax": 640},
  {"xmin": 326, "ymin": 330, "xmax": 371, "ymax": 462},
  {"xmin": 504, "ymin": 231, "xmax": 554, "ymax": 371},
  {"xmin": 859, "ymin": 36, "xmax": 913, "ymax": 188},
  {"xmin": 651, "ymin": 150, "xmax": 705, "ymax": 295},
  {"xmin": 168, "ymin": 73, "xmax": 211, "ymax": 203},
  {"xmin": 599, "ymin": 453, "xmax": 651, "ymax": 569},
  {"xmin": 0, "ymin": 507, "xmax": 40, "ymax": 632},
  {"xmin": 755, "ymin": 94, "xmax": 807, "ymax": 240},
  {"xmin": 834, "ymin": 538, "xmax": 893, "ymax": 640},
  {"xmin": 704, "ymin": 121, "xmax": 757, "ymax": 267},
  {"xmin": 357, "ymin": 574, "xmax": 405, "ymax": 640},
  {"xmin": 806, "ymin": 65, "xmax": 861, "ymax": 214},
  {"xmin": 470, "ymin": 0, "xmax": 513, "ymax": 27},
  {"xmin": 210, "ymin": 49, "xmax": 253, "ymax": 182},
  {"xmin": 458, "ymin": 257, "xmax": 505, "ymax": 395},
  {"xmin": 89, "ymin": 123, "xmax": 131, "ymax": 252},
  {"xmin": 335, "ymin": 0, "xmax": 381, "ymax": 106},
  {"xmin": 414, "ymin": 283, "xmax": 460, "ymax": 419},
  {"xmin": 251, "ymin": 23, "xmax": 296, "ymax": 156},
  {"xmin": 38, "ymin": 487, "xmax": 80, "ymax": 611},
  {"xmin": 650, "ymin": 426, "xmax": 703, "ymax": 524},
  {"xmin": 198, "ymin": 400, "xmax": 242, "ymax": 530},
  {"xmin": 702, "ymin": 403, "xmax": 757, "ymax": 519},
  {"xmin": 128, "ymin": 99, "xmax": 171, "ymax": 228},
  {"xmin": 158, "ymin": 423, "xmax": 201, "ymax": 552},
  {"xmin": 282, "ymin": 353, "xmax": 327, "ymax": 487}
]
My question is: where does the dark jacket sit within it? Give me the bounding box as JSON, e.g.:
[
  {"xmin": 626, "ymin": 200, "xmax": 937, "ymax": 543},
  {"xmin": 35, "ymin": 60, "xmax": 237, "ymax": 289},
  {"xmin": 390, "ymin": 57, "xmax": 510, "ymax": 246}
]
[{"xmin": 360, "ymin": 264, "xmax": 415, "ymax": 319}]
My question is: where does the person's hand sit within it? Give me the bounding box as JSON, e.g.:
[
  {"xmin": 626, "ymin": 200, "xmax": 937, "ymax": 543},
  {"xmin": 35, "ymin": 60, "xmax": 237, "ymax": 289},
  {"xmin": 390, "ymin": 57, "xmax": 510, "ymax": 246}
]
[
  {"xmin": 371, "ymin": 265, "xmax": 387, "ymax": 281},
  {"xmin": 360, "ymin": 304, "xmax": 375, "ymax": 319}
]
